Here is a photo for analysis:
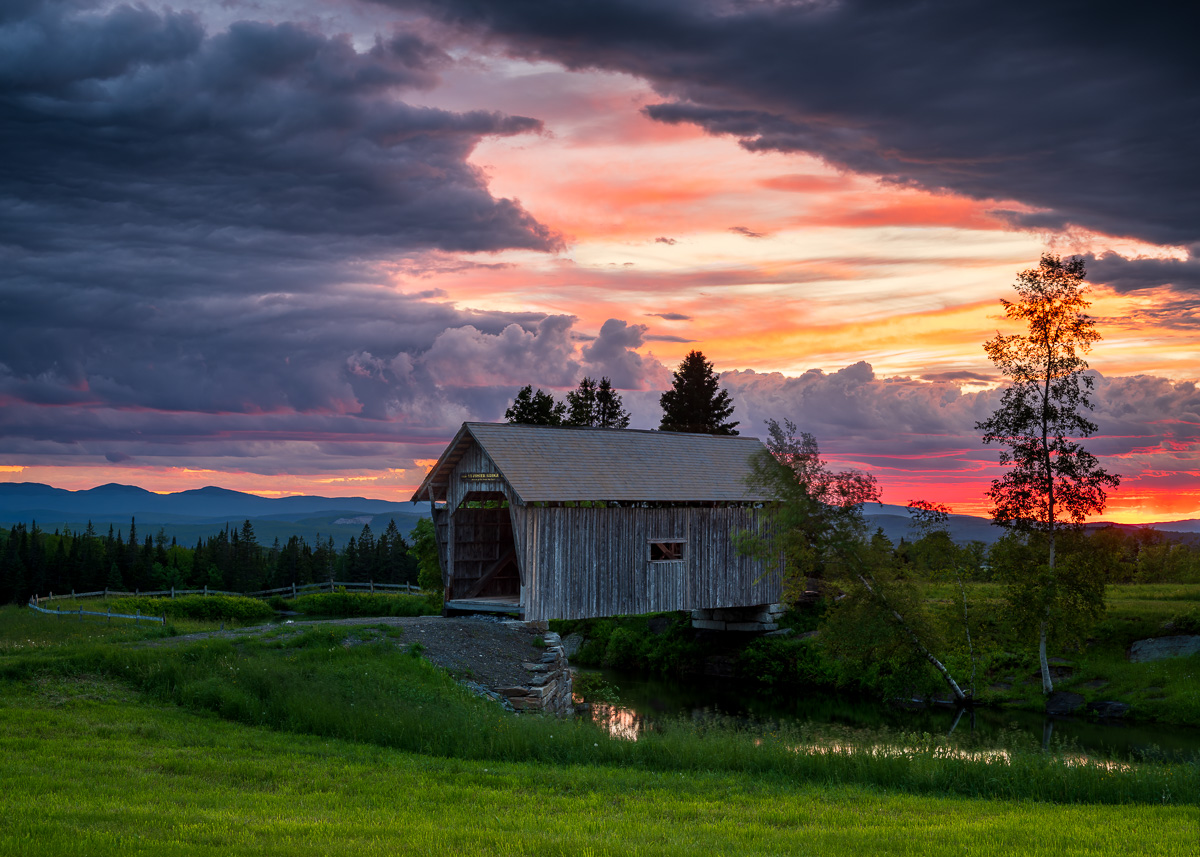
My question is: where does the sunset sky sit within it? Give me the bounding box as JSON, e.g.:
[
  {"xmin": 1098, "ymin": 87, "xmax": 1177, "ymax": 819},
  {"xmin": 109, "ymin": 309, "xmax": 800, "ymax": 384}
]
[{"xmin": 2, "ymin": 0, "xmax": 1198, "ymax": 523}]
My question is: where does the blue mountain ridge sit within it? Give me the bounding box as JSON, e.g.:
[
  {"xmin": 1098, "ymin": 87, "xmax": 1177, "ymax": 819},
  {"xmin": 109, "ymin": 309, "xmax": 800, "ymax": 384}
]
[
  {"xmin": 2, "ymin": 484, "xmax": 1197, "ymax": 544},
  {"xmin": 0, "ymin": 481, "xmax": 418, "ymax": 521}
]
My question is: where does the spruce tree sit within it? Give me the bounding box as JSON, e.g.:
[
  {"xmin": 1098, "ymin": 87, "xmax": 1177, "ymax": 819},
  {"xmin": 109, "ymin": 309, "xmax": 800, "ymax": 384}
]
[
  {"xmin": 659, "ymin": 350, "xmax": 739, "ymax": 435},
  {"xmin": 566, "ymin": 376, "xmax": 631, "ymax": 428},
  {"xmin": 566, "ymin": 377, "xmax": 598, "ymax": 426},
  {"xmin": 505, "ymin": 385, "xmax": 566, "ymax": 425}
]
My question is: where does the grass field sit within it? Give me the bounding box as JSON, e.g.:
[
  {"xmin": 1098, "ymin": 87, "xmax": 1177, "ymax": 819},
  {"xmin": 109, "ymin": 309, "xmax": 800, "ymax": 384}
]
[
  {"xmin": 2, "ymin": 603, "xmax": 1197, "ymax": 855},
  {"xmin": 923, "ymin": 583, "xmax": 1200, "ymax": 724},
  {"xmin": 2, "ymin": 676, "xmax": 1197, "ymax": 857}
]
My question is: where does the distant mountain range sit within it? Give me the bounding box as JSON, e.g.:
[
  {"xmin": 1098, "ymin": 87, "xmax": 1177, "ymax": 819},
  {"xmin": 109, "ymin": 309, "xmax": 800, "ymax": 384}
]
[
  {"xmin": 862, "ymin": 503, "xmax": 1200, "ymax": 545},
  {"xmin": 2, "ymin": 483, "xmax": 1197, "ymax": 548},
  {"xmin": 0, "ymin": 482, "xmax": 426, "ymax": 548}
]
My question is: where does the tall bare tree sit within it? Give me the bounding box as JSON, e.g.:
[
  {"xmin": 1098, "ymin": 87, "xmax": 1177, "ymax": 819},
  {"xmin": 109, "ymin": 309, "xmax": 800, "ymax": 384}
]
[{"xmin": 977, "ymin": 254, "xmax": 1119, "ymax": 695}]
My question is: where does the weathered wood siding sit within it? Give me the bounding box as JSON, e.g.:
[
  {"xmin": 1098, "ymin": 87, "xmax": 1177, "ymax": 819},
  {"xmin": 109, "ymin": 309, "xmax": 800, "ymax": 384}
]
[{"xmin": 519, "ymin": 506, "xmax": 782, "ymax": 622}]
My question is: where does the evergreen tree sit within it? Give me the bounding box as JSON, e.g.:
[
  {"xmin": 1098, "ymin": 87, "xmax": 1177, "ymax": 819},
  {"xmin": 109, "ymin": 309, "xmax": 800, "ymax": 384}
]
[
  {"xmin": 595, "ymin": 377, "xmax": 631, "ymax": 428},
  {"xmin": 566, "ymin": 376, "xmax": 630, "ymax": 428},
  {"xmin": 566, "ymin": 377, "xmax": 598, "ymax": 426},
  {"xmin": 659, "ymin": 350, "xmax": 739, "ymax": 435},
  {"xmin": 505, "ymin": 385, "xmax": 566, "ymax": 425},
  {"xmin": 106, "ymin": 561, "xmax": 124, "ymax": 592}
]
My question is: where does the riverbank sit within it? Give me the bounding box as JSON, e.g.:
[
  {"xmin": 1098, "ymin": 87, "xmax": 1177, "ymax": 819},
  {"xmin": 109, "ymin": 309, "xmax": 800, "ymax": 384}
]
[
  {"xmin": 551, "ymin": 583, "xmax": 1200, "ymax": 728},
  {"xmin": 2, "ymin": 605, "xmax": 1194, "ymax": 805}
]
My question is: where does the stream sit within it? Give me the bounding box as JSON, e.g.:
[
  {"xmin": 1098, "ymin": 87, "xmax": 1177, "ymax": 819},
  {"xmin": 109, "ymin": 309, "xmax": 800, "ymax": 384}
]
[{"xmin": 582, "ymin": 668, "xmax": 1200, "ymax": 762}]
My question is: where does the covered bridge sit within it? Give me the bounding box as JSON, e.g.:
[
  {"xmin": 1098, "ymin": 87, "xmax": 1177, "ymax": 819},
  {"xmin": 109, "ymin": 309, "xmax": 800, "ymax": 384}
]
[{"xmin": 411, "ymin": 422, "xmax": 783, "ymax": 622}]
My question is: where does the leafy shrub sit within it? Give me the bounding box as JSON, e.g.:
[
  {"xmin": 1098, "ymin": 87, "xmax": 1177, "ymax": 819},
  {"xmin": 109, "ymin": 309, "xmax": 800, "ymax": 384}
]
[
  {"xmin": 736, "ymin": 637, "xmax": 837, "ymax": 689},
  {"xmin": 602, "ymin": 627, "xmax": 641, "ymax": 669},
  {"xmin": 572, "ymin": 671, "xmax": 620, "ymax": 703},
  {"xmin": 1166, "ymin": 609, "xmax": 1200, "ymax": 634},
  {"xmin": 110, "ymin": 595, "xmax": 273, "ymax": 623},
  {"xmin": 287, "ymin": 591, "xmax": 440, "ymax": 618}
]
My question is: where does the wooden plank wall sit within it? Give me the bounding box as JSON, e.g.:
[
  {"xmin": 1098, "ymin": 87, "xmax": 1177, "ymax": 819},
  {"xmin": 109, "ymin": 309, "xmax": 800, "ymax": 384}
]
[{"xmin": 520, "ymin": 506, "xmax": 782, "ymax": 622}]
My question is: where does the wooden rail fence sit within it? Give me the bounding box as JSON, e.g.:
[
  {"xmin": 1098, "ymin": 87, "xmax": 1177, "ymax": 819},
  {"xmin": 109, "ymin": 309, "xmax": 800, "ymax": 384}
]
[{"xmin": 25, "ymin": 580, "xmax": 423, "ymax": 625}]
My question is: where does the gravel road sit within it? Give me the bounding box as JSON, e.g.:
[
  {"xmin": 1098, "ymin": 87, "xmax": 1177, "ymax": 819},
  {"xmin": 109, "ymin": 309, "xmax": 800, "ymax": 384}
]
[{"xmin": 154, "ymin": 615, "xmax": 548, "ymax": 691}]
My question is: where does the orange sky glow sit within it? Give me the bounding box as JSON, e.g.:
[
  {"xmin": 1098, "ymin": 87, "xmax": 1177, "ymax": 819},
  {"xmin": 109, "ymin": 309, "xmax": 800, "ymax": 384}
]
[{"xmin": 3, "ymin": 48, "xmax": 1198, "ymax": 528}]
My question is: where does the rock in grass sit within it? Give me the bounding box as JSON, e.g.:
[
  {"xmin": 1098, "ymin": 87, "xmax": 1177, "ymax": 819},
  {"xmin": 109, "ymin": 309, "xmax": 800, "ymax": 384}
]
[
  {"xmin": 1045, "ymin": 691, "xmax": 1085, "ymax": 716},
  {"xmin": 1128, "ymin": 635, "xmax": 1200, "ymax": 663},
  {"xmin": 1086, "ymin": 700, "xmax": 1131, "ymax": 719}
]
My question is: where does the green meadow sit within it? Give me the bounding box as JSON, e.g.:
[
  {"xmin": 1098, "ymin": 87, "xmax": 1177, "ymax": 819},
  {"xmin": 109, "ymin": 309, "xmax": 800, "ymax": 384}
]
[{"xmin": 2, "ymin": 604, "xmax": 1198, "ymax": 855}]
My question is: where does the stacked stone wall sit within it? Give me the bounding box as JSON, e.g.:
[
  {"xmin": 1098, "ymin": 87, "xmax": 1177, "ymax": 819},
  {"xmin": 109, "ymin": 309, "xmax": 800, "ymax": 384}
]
[{"xmin": 496, "ymin": 627, "xmax": 574, "ymax": 716}]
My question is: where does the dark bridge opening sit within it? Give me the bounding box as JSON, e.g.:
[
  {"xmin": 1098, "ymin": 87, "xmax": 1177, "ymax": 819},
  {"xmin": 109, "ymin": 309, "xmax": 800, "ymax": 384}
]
[{"xmin": 448, "ymin": 492, "xmax": 521, "ymax": 609}]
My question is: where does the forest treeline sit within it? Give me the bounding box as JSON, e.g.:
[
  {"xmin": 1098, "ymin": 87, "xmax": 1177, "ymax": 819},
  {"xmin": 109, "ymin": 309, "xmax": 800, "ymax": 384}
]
[
  {"xmin": 3, "ymin": 513, "xmax": 1198, "ymax": 607},
  {"xmin": 0, "ymin": 517, "xmax": 436, "ymax": 604}
]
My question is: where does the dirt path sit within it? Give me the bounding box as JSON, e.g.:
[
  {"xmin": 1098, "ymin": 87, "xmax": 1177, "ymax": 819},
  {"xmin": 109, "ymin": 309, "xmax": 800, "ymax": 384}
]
[{"xmin": 152, "ymin": 615, "xmax": 548, "ymax": 691}]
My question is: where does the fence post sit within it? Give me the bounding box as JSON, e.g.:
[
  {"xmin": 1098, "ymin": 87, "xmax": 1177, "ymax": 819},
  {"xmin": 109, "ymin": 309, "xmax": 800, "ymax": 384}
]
[
  {"xmin": 171, "ymin": 586, "xmax": 175, "ymax": 599},
  {"xmin": 104, "ymin": 587, "xmax": 108, "ymax": 599},
  {"xmin": 370, "ymin": 580, "xmax": 374, "ymax": 594},
  {"xmin": 204, "ymin": 584, "xmax": 208, "ymax": 597},
  {"xmin": 107, "ymin": 606, "xmax": 111, "ymax": 623},
  {"xmin": 72, "ymin": 589, "xmax": 76, "ymax": 601},
  {"xmin": 292, "ymin": 582, "xmax": 296, "ymax": 598},
  {"xmin": 136, "ymin": 608, "xmax": 141, "ymax": 624}
]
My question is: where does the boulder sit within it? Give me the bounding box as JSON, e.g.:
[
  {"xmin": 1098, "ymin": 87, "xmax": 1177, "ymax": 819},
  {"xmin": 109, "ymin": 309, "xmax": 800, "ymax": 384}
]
[
  {"xmin": 1129, "ymin": 635, "xmax": 1200, "ymax": 663},
  {"xmin": 1045, "ymin": 691, "xmax": 1085, "ymax": 716},
  {"xmin": 1086, "ymin": 700, "xmax": 1131, "ymax": 719},
  {"xmin": 562, "ymin": 633, "xmax": 584, "ymax": 657}
]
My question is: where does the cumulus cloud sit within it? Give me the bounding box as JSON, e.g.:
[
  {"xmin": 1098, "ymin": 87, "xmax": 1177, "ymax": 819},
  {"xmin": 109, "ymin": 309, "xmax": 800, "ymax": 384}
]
[
  {"xmin": 394, "ymin": 0, "xmax": 1198, "ymax": 251},
  {"xmin": 0, "ymin": 307, "xmax": 667, "ymax": 470},
  {"xmin": 721, "ymin": 364, "xmax": 1200, "ymax": 497}
]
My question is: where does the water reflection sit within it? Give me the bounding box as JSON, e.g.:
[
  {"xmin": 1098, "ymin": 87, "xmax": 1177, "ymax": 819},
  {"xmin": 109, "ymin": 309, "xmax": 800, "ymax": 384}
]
[
  {"xmin": 588, "ymin": 702, "xmax": 643, "ymax": 741},
  {"xmin": 576, "ymin": 668, "xmax": 1200, "ymax": 763}
]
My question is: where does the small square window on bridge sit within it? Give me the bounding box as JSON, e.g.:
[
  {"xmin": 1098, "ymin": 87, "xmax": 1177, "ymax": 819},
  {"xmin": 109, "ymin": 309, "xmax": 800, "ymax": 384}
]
[{"xmin": 648, "ymin": 540, "xmax": 685, "ymax": 562}]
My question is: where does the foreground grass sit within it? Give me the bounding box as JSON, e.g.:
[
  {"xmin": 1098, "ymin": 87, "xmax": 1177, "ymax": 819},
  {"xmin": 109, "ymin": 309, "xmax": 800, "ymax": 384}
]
[
  {"xmin": 2, "ymin": 607, "xmax": 1196, "ymax": 806},
  {"xmin": 1, "ymin": 677, "xmax": 1196, "ymax": 857}
]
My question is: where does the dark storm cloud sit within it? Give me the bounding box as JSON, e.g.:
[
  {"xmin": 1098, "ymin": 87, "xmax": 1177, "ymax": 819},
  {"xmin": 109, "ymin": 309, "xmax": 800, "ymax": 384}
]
[
  {"xmin": 392, "ymin": 0, "xmax": 1199, "ymax": 253},
  {"xmin": 0, "ymin": 1, "xmax": 559, "ymax": 261},
  {"xmin": 0, "ymin": 0, "xmax": 573, "ymax": 460},
  {"xmin": 1084, "ymin": 251, "xmax": 1200, "ymax": 294}
]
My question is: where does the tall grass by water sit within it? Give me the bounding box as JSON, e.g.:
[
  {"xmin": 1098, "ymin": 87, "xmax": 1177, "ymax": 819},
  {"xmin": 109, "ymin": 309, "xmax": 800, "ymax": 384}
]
[
  {"xmin": 2, "ymin": 610, "xmax": 1194, "ymax": 806},
  {"xmin": 5, "ymin": 678, "xmax": 1195, "ymax": 857}
]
